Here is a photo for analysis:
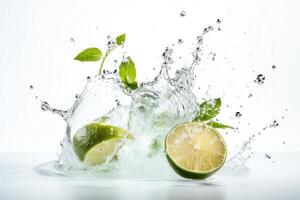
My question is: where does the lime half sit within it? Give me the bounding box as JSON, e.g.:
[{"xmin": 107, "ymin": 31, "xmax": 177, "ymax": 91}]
[
  {"xmin": 73, "ymin": 122, "xmax": 129, "ymax": 166},
  {"xmin": 165, "ymin": 122, "xmax": 227, "ymax": 179}
]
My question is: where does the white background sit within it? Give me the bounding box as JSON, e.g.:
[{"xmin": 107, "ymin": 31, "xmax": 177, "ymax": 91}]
[{"xmin": 0, "ymin": 0, "xmax": 299, "ymax": 152}]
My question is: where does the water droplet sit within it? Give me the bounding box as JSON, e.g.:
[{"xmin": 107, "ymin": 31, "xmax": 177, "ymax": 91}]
[
  {"xmin": 70, "ymin": 38, "xmax": 75, "ymax": 43},
  {"xmin": 258, "ymin": 132, "xmax": 262, "ymax": 135},
  {"xmin": 115, "ymin": 99, "xmax": 120, "ymax": 106},
  {"xmin": 211, "ymin": 53, "xmax": 216, "ymax": 61},
  {"xmin": 235, "ymin": 112, "xmax": 242, "ymax": 118},
  {"xmin": 216, "ymin": 19, "xmax": 221, "ymax": 23},
  {"xmin": 248, "ymin": 93, "xmax": 253, "ymax": 98},
  {"xmin": 203, "ymin": 26, "xmax": 214, "ymax": 33},
  {"xmin": 86, "ymin": 76, "xmax": 91, "ymax": 80},
  {"xmin": 217, "ymin": 27, "xmax": 221, "ymax": 31},
  {"xmin": 162, "ymin": 47, "xmax": 173, "ymax": 65},
  {"xmin": 282, "ymin": 141, "xmax": 286, "ymax": 144},
  {"xmin": 269, "ymin": 120, "xmax": 279, "ymax": 128},
  {"xmin": 254, "ymin": 74, "xmax": 265, "ymax": 85},
  {"xmin": 177, "ymin": 39, "xmax": 184, "ymax": 44},
  {"xmin": 29, "ymin": 85, "xmax": 34, "ymax": 90},
  {"xmin": 265, "ymin": 153, "xmax": 271, "ymax": 159},
  {"xmin": 75, "ymin": 94, "xmax": 80, "ymax": 99},
  {"xmin": 41, "ymin": 101, "xmax": 50, "ymax": 111},
  {"xmin": 113, "ymin": 69, "xmax": 117, "ymax": 73},
  {"xmin": 272, "ymin": 65, "xmax": 276, "ymax": 69},
  {"xmin": 180, "ymin": 10, "xmax": 186, "ymax": 17}
]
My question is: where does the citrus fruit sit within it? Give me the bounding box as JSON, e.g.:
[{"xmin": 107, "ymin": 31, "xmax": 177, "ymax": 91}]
[
  {"xmin": 73, "ymin": 122, "xmax": 130, "ymax": 166},
  {"xmin": 165, "ymin": 122, "xmax": 227, "ymax": 179}
]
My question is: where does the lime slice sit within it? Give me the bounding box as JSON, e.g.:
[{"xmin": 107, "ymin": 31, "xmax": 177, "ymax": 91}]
[
  {"xmin": 165, "ymin": 122, "xmax": 227, "ymax": 179},
  {"xmin": 73, "ymin": 122, "xmax": 129, "ymax": 166}
]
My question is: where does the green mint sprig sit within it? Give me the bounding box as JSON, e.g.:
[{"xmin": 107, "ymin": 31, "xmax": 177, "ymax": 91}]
[
  {"xmin": 116, "ymin": 34, "xmax": 126, "ymax": 45},
  {"xmin": 74, "ymin": 34, "xmax": 137, "ymax": 89},
  {"xmin": 193, "ymin": 98, "xmax": 234, "ymax": 129},
  {"xmin": 74, "ymin": 48, "xmax": 102, "ymax": 62},
  {"xmin": 119, "ymin": 57, "xmax": 138, "ymax": 89}
]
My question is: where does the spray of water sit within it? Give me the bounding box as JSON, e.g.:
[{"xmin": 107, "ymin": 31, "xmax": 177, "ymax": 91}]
[{"xmin": 35, "ymin": 25, "xmax": 282, "ymax": 178}]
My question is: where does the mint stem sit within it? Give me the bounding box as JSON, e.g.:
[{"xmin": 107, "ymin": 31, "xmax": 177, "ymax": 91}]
[{"xmin": 98, "ymin": 52, "xmax": 109, "ymax": 75}]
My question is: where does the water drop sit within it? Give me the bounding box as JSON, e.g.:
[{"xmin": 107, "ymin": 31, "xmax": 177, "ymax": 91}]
[
  {"xmin": 177, "ymin": 39, "xmax": 184, "ymax": 44},
  {"xmin": 258, "ymin": 132, "xmax": 262, "ymax": 135},
  {"xmin": 282, "ymin": 141, "xmax": 286, "ymax": 144},
  {"xmin": 248, "ymin": 93, "xmax": 253, "ymax": 98},
  {"xmin": 86, "ymin": 76, "xmax": 91, "ymax": 80},
  {"xmin": 29, "ymin": 85, "xmax": 34, "ymax": 90},
  {"xmin": 254, "ymin": 74, "xmax": 265, "ymax": 85},
  {"xmin": 204, "ymin": 26, "xmax": 214, "ymax": 33},
  {"xmin": 212, "ymin": 53, "xmax": 216, "ymax": 61},
  {"xmin": 75, "ymin": 94, "xmax": 80, "ymax": 99},
  {"xmin": 265, "ymin": 154, "xmax": 271, "ymax": 159},
  {"xmin": 70, "ymin": 38, "xmax": 75, "ymax": 43},
  {"xmin": 272, "ymin": 65, "xmax": 276, "ymax": 69},
  {"xmin": 269, "ymin": 120, "xmax": 279, "ymax": 128},
  {"xmin": 235, "ymin": 112, "xmax": 242, "ymax": 118},
  {"xmin": 217, "ymin": 27, "xmax": 221, "ymax": 31},
  {"xmin": 216, "ymin": 19, "xmax": 221, "ymax": 23},
  {"xmin": 115, "ymin": 99, "xmax": 120, "ymax": 106},
  {"xmin": 41, "ymin": 101, "xmax": 50, "ymax": 111},
  {"xmin": 180, "ymin": 10, "xmax": 186, "ymax": 17}
]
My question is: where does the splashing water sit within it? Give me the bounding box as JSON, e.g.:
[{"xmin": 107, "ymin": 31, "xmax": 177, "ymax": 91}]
[{"xmin": 36, "ymin": 26, "xmax": 279, "ymax": 179}]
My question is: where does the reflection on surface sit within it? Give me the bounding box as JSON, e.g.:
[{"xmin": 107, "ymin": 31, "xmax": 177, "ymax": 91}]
[{"xmin": 0, "ymin": 152, "xmax": 300, "ymax": 200}]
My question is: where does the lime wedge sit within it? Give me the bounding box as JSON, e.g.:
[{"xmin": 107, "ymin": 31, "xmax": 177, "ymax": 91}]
[
  {"xmin": 73, "ymin": 122, "xmax": 129, "ymax": 166},
  {"xmin": 165, "ymin": 122, "xmax": 227, "ymax": 179}
]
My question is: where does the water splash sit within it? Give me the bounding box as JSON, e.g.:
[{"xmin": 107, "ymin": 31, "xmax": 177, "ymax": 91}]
[
  {"xmin": 41, "ymin": 101, "xmax": 68, "ymax": 120},
  {"xmin": 36, "ymin": 26, "xmax": 283, "ymax": 178}
]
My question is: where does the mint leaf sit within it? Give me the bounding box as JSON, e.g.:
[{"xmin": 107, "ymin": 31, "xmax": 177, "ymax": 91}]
[
  {"xmin": 74, "ymin": 48, "xmax": 102, "ymax": 62},
  {"xmin": 116, "ymin": 34, "xmax": 126, "ymax": 45},
  {"xmin": 207, "ymin": 121, "xmax": 234, "ymax": 129},
  {"xmin": 119, "ymin": 57, "xmax": 138, "ymax": 89},
  {"xmin": 193, "ymin": 98, "xmax": 221, "ymax": 121}
]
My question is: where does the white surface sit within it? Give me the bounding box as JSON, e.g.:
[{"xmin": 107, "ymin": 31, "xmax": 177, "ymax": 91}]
[
  {"xmin": 0, "ymin": 0, "xmax": 299, "ymax": 152},
  {"xmin": 0, "ymin": 151, "xmax": 300, "ymax": 200}
]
